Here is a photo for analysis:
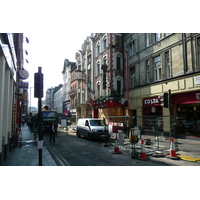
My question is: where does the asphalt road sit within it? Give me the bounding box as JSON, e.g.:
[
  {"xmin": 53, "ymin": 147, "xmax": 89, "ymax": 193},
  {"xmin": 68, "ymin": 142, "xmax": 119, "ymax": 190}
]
[{"xmin": 44, "ymin": 129, "xmax": 171, "ymax": 166}]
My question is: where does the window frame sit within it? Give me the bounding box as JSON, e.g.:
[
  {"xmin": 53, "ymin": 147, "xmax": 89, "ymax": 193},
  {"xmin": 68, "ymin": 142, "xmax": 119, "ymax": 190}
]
[
  {"xmin": 129, "ymin": 40, "xmax": 136, "ymax": 56},
  {"xmin": 130, "ymin": 66, "xmax": 136, "ymax": 87},
  {"xmin": 146, "ymin": 60, "xmax": 150, "ymax": 83},
  {"xmin": 153, "ymin": 55, "xmax": 162, "ymax": 81}
]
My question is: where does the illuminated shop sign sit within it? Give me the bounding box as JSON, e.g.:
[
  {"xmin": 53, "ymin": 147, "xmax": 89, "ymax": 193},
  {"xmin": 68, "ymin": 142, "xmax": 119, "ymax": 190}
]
[{"xmin": 143, "ymin": 97, "xmax": 161, "ymax": 106}]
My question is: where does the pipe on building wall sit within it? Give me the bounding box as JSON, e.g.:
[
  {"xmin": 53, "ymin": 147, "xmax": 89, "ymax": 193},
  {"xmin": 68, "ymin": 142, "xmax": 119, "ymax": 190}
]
[
  {"xmin": 182, "ymin": 33, "xmax": 188, "ymax": 73},
  {"xmin": 190, "ymin": 34, "xmax": 195, "ymax": 71}
]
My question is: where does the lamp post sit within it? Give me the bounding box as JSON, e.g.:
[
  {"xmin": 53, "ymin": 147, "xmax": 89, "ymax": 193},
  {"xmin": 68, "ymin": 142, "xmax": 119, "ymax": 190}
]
[
  {"xmin": 29, "ymin": 87, "xmax": 33, "ymax": 113},
  {"xmin": 109, "ymin": 44, "xmax": 129, "ymax": 116}
]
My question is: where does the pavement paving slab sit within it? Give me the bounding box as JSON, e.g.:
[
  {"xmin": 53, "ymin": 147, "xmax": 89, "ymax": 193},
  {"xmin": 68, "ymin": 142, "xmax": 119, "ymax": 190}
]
[{"xmin": 3, "ymin": 124, "xmax": 57, "ymax": 166}]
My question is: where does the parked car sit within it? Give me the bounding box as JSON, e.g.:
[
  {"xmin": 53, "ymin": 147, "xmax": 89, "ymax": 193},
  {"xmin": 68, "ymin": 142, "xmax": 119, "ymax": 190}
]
[
  {"xmin": 76, "ymin": 118, "xmax": 110, "ymax": 140},
  {"xmin": 176, "ymin": 117, "xmax": 200, "ymax": 136}
]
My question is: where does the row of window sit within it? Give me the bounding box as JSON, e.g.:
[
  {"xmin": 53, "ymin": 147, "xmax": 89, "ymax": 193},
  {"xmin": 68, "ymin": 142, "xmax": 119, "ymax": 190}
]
[
  {"xmin": 96, "ymin": 34, "xmax": 107, "ymax": 55},
  {"xmin": 129, "ymin": 33, "xmax": 171, "ymax": 57},
  {"xmin": 130, "ymin": 51, "xmax": 171, "ymax": 87}
]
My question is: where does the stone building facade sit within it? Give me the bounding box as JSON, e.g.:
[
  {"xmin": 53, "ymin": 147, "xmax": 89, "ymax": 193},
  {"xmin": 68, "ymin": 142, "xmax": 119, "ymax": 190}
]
[{"xmin": 124, "ymin": 33, "xmax": 200, "ymax": 137}]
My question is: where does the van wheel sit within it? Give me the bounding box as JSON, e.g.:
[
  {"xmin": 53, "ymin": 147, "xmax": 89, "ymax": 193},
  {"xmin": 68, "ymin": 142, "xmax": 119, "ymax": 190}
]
[
  {"xmin": 77, "ymin": 131, "xmax": 81, "ymax": 137},
  {"xmin": 88, "ymin": 133, "xmax": 92, "ymax": 141}
]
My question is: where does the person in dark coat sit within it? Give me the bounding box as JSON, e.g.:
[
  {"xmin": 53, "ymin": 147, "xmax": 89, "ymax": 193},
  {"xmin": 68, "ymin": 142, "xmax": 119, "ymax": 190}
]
[{"xmin": 50, "ymin": 122, "xmax": 56, "ymax": 143}]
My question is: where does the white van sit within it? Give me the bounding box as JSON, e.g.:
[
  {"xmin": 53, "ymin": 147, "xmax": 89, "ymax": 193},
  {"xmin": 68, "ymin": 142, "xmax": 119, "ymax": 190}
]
[{"xmin": 76, "ymin": 118, "xmax": 110, "ymax": 140}]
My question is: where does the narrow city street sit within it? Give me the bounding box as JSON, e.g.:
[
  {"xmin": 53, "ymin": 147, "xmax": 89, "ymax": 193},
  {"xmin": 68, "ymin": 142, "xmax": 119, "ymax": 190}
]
[{"xmin": 44, "ymin": 128, "xmax": 171, "ymax": 166}]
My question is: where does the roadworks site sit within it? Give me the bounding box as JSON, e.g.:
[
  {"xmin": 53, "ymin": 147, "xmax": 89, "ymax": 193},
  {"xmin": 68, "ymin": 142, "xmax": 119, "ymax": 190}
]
[{"xmin": 109, "ymin": 133, "xmax": 200, "ymax": 163}]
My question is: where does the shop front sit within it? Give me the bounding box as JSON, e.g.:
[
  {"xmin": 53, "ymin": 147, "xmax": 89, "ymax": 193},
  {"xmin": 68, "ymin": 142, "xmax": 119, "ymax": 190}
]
[
  {"xmin": 143, "ymin": 96, "xmax": 162, "ymax": 116},
  {"xmin": 172, "ymin": 91, "xmax": 200, "ymax": 137}
]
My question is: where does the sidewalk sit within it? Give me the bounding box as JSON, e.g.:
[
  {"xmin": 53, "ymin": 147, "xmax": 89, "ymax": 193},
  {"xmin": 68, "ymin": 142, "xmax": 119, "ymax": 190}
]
[{"xmin": 3, "ymin": 124, "xmax": 57, "ymax": 166}]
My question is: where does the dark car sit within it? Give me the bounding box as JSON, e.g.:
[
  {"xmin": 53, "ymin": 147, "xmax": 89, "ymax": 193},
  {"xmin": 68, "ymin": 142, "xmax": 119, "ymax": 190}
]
[{"xmin": 176, "ymin": 117, "xmax": 200, "ymax": 136}]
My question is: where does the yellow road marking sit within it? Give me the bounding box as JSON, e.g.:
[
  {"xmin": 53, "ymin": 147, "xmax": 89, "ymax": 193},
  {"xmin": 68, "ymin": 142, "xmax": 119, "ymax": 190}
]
[{"xmin": 177, "ymin": 155, "xmax": 200, "ymax": 162}]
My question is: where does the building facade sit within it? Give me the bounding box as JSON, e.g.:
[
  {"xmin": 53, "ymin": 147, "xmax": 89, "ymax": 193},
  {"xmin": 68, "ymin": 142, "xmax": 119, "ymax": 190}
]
[
  {"xmin": 124, "ymin": 33, "xmax": 200, "ymax": 137},
  {"xmin": 73, "ymin": 33, "xmax": 127, "ymax": 124},
  {"xmin": 62, "ymin": 59, "xmax": 75, "ymax": 119},
  {"xmin": 0, "ymin": 33, "xmax": 28, "ymax": 165},
  {"xmin": 53, "ymin": 84, "xmax": 63, "ymax": 113},
  {"xmin": 45, "ymin": 88, "xmax": 54, "ymax": 110}
]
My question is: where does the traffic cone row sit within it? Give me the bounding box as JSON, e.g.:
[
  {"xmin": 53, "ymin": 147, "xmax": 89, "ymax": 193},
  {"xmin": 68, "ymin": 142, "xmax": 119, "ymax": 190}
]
[
  {"xmin": 112, "ymin": 133, "xmax": 122, "ymax": 154},
  {"xmin": 167, "ymin": 137, "xmax": 180, "ymax": 160}
]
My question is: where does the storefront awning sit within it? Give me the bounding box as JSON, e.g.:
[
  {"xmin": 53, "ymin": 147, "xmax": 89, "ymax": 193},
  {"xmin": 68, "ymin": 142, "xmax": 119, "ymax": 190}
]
[{"xmin": 172, "ymin": 91, "xmax": 200, "ymax": 104}]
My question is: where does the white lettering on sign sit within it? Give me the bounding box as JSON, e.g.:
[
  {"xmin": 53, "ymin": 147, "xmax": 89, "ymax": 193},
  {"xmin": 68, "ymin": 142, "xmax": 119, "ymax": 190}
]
[
  {"xmin": 194, "ymin": 76, "xmax": 200, "ymax": 85},
  {"xmin": 196, "ymin": 93, "xmax": 200, "ymax": 100},
  {"xmin": 144, "ymin": 98, "xmax": 159, "ymax": 105}
]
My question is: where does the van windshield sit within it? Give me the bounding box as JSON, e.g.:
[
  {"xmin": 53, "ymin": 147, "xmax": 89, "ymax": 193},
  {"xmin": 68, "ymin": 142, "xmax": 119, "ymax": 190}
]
[
  {"xmin": 42, "ymin": 111, "xmax": 57, "ymax": 118},
  {"xmin": 90, "ymin": 120, "xmax": 105, "ymax": 126}
]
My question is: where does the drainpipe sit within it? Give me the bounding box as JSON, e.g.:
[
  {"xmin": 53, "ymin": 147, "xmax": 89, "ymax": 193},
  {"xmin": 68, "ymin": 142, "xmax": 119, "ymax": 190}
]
[
  {"xmin": 182, "ymin": 33, "xmax": 188, "ymax": 73},
  {"xmin": 109, "ymin": 33, "xmax": 113, "ymax": 94},
  {"xmin": 190, "ymin": 33, "xmax": 195, "ymax": 71}
]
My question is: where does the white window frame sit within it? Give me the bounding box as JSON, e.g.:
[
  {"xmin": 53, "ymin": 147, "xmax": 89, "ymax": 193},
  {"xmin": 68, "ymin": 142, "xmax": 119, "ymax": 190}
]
[
  {"xmin": 97, "ymin": 41, "xmax": 100, "ymax": 55},
  {"xmin": 146, "ymin": 33, "xmax": 150, "ymax": 47},
  {"xmin": 115, "ymin": 53, "xmax": 122, "ymax": 70},
  {"xmin": 103, "ymin": 34, "xmax": 107, "ymax": 50},
  {"xmin": 103, "ymin": 55, "xmax": 107, "ymax": 65},
  {"xmin": 96, "ymin": 82, "xmax": 101, "ymax": 98},
  {"xmin": 152, "ymin": 33, "xmax": 161, "ymax": 43},
  {"xmin": 129, "ymin": 40, "xmax": 136, "ymax": 56},
  {"xmin": 154, "ymin": 55, "xmax": 161, "ymax": 81},
  {"xmin": 114, "ymin": 76, "xmax": 123, "ymax": 95},
  {"xmin": 165, "ymin": 51, "xmax": 171, "ymax": 78},
  {"xmin": 96, "ymin": 61, "xmax": 101, "ymax": 76}
]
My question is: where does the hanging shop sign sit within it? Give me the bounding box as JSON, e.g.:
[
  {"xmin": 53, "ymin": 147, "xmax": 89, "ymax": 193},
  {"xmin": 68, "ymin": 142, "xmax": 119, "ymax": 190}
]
[
  {"xmin": 18, "ymin": 69, "xmax": 29, "ymax": 80},
  {"xmin": 18, "ymin": 82, "xmax": 29, "ymax": 89}
]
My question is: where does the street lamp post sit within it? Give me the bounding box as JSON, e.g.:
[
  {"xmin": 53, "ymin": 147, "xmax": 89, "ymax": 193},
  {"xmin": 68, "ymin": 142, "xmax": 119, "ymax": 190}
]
[{"xmin": 29, "ymin": 87, "xmax": 33, "ymax": 113}]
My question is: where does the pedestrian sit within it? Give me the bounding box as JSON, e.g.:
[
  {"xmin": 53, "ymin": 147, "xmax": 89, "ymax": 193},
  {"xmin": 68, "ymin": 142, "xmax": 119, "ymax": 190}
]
[{"xmin": 50, "ymin": 122, "xmax": 56, "ymax": 143}]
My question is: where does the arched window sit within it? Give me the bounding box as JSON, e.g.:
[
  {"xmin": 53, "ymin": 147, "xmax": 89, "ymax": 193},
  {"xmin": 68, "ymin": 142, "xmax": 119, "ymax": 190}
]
[
  {"xmin": 96, "ymin": 41, "xmax": 100, "ymax": 55},
  {"xmin": 102, "ymin": 34, "xmax": 107, "ymax": 50},
  {"xmin": 114, "ymin": 76, "xmax": 123, "ymax": 95},
  {"xmin": 115, "ymin": 53, "xmax": 123, "ymax": 70},
  {"xmin": 103, "ymin": 55, "xmax": 107, "ymax": 65},
  {"xmin": 96, "ymin": 81, "xmax": 101, "ymax": 97},
  {"xmin": 96, "ymin": 60, "xmax": 101, "ymax": 76}
]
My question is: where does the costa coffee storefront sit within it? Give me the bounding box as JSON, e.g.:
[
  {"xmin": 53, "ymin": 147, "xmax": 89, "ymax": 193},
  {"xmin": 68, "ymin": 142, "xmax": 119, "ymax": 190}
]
[
  {"xmin": 142, "ymin": 96, "xmax": 163, "ymax": 116},
  {"xmin": 172, "ymin": 91, "xmax": 200, "ymax": 122}
]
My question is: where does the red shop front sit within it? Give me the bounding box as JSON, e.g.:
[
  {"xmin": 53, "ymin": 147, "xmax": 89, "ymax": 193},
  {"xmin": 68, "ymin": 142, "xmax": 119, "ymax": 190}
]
[{"xmin": 143, "ymin": 96, "xmax": 162, "ymax": 116}]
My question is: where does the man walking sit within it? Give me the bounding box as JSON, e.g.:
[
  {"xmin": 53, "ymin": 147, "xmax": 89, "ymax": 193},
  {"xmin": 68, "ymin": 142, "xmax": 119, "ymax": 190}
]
[{"xmin": 50, "ymin": 122, "xmax": 56, "ymax": 143}]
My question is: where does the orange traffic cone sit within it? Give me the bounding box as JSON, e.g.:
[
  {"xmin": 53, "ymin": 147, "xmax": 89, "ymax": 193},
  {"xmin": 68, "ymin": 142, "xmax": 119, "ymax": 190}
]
[
  {"xmin": 138, "ymin": 139, "xmax": 149, "ymax": 160},
  {"xmin": 167, "ymin": 137, "xmax": 180, "ymax": 160},
  {"xmin": 112, "ymin": 133, "xmax": 122, "ymax": 154}
]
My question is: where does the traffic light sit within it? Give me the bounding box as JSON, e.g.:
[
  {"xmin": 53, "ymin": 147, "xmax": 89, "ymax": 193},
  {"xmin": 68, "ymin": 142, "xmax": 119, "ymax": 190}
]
[
  {"xmin": 34, "ymin": 68, "xmax": 43, "ymax": 98},
  {"xmin": 159, "ymin": 92, "xmax": 168, "ymax": 108}
]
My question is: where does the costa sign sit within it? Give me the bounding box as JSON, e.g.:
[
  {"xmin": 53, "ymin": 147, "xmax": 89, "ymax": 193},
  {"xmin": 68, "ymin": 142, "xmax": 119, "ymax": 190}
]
[{"xmin": 143, "ymin": 97, "xmax": 161, "ymax": 106}]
